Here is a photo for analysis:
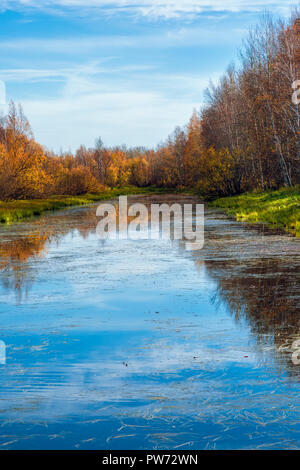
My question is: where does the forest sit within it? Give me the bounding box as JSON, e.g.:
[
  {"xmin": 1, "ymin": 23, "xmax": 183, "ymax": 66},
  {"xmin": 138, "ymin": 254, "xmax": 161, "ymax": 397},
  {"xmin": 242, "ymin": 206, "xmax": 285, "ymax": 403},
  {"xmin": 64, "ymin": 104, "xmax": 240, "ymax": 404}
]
[{"xmin": 0, "ymin": 13, "xmax": 300, "ymax": 203}]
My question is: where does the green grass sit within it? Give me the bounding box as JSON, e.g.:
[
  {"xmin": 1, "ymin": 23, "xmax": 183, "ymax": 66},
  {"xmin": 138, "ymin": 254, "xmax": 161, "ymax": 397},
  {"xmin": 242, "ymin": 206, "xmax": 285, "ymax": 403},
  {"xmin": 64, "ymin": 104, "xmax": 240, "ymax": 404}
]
[
  {"xmin": 0, "ymin": 186, "xmax": 167, "ymax": 224},
  {"xmin": 212, "ymin": 186, "xmax": 300, "ymax": 237}
]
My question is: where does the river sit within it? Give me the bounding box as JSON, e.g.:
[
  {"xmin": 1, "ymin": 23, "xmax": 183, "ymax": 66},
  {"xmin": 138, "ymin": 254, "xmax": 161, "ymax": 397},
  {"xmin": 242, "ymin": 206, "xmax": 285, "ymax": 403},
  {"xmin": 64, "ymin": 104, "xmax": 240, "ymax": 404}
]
[{"xmin": 0, "ymin": 194, "xmax": 299, "ymax": 450}]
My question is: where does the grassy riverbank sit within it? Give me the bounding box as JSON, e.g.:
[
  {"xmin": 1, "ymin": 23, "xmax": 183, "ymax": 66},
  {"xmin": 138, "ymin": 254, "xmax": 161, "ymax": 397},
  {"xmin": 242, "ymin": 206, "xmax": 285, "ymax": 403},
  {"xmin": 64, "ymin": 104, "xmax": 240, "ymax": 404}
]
[
  {"xmin": 212, "ymin": 187, "xmax": 300, "ymax": 237},
  {"xmin": 0, "ymin": 186, "xmax": 166, "ymax": 224}
]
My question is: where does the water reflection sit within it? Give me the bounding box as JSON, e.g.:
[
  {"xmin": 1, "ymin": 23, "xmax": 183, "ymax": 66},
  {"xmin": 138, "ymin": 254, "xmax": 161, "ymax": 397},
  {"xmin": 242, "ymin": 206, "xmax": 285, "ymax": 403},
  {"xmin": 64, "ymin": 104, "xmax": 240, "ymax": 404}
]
[
  {"xmin": 0, "ymin": 195, "xmax": 299, "ymax": 449},
  {"xmin": 0, "ymin": 208, "xmax": 98, "ymax": 300}
]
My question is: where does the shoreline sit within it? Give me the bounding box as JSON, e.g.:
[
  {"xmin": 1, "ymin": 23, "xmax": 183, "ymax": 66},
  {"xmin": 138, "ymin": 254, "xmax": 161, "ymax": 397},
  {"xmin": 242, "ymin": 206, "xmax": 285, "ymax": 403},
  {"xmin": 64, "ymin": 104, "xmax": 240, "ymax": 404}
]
[{"xmin": 212, "ymin": 187, "xmax": 300, "ymax": 238}]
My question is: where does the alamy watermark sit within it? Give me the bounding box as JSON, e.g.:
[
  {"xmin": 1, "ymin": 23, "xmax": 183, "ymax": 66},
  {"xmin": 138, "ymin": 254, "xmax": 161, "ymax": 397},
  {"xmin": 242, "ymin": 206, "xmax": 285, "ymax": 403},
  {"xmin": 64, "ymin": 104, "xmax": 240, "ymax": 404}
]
[
  {"xmin": 96, "ymin": 196, "xmax": 204, "ymax": 251},
  {"xmin": 0, "ymin": 341, "xmax": 6, "ymax": 365}
]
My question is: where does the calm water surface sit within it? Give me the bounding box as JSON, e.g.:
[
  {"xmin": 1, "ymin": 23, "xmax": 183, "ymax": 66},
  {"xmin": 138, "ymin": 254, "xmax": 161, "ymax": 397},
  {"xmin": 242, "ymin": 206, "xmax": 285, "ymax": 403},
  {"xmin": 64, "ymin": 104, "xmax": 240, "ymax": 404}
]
[{"xmin": 0, "ymin": 194, "xmax": 299, "ymax": 449}]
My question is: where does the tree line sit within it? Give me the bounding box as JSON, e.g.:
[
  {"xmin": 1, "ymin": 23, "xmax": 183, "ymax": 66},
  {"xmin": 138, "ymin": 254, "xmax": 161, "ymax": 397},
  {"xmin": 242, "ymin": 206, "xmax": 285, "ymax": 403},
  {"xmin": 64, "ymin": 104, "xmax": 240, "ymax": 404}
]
[{"xmin": 0, "ymin": 11, "xmax": 299, "ymax": 201}]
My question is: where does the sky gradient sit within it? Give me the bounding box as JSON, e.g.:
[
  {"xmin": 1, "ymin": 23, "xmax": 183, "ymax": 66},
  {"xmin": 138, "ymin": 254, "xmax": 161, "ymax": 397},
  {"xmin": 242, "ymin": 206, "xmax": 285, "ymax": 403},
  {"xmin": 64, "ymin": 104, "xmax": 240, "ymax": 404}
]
[{"xmin": 0, "ymin": 1, "xmax": 295, "ymax": 152}]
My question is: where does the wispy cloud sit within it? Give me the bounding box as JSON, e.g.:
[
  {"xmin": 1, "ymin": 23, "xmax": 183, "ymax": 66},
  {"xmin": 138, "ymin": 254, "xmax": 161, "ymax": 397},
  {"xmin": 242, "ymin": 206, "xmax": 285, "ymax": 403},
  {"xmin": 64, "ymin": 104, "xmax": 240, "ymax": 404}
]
[
  {"xmin": 20, "ymin": 90, "xmax": 201, "ymax": 152},
  {"xmin": 0, "ymin": 63, "xmax": 154, "ymax": 83},
  {"xmin": 1, "ymin": 0, "xmax": 292, "ymax": 19}
]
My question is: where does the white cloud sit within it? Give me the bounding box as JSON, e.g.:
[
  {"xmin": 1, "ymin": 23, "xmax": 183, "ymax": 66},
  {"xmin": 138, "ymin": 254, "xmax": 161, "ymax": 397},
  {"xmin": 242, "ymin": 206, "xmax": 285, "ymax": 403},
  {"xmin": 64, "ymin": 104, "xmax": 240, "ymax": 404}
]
[
  {"xmin": 1, "ymin": 1, "xmax": 291, "ymax": 151},
  {"xmin": 19, "ymin": 73, "xmax": 205, "ymax": 151},
  {"xmin": 0, "ymin": 22, "xmax": 242, "ymax": 152},
  {"xmin": 0, "ymin": 25, "xmax": 247, "ymax": 56},
  {"xmin": 1, "ymin": 0, "xmax": 292, "ymax": 19}
]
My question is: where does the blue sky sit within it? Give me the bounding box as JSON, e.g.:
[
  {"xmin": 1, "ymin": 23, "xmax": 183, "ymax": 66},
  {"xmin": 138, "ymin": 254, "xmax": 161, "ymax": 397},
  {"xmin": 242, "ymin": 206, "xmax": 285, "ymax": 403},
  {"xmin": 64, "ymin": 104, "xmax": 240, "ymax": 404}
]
[{"xmin": 0, "ymin": 1, "xmax": 295, "ymax": 152}]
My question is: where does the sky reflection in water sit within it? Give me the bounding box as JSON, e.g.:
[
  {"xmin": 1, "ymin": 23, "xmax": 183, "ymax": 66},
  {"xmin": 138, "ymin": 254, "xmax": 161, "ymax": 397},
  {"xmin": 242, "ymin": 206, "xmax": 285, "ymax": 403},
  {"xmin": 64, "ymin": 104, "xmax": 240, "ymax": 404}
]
[{"xmin": 0, "ymin": 195, "xmax": 299, "ymax": 450}]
